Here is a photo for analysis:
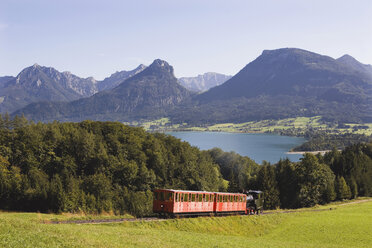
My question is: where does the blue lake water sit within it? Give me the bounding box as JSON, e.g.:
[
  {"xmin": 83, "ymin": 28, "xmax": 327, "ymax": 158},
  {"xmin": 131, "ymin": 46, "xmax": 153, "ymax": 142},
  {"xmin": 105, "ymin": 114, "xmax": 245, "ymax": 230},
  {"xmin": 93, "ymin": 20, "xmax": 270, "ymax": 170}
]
[{"xmin": 166, "ymin": 132, "xmax": 306, "ymax": 164}]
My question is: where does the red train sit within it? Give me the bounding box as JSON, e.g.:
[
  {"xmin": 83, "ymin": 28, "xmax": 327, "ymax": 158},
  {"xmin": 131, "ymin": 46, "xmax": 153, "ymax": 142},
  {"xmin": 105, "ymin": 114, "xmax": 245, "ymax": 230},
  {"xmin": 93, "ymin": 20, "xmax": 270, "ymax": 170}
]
[{"xmin": 153, "ymin": 189, "xmax": 261, "ymax": 217}]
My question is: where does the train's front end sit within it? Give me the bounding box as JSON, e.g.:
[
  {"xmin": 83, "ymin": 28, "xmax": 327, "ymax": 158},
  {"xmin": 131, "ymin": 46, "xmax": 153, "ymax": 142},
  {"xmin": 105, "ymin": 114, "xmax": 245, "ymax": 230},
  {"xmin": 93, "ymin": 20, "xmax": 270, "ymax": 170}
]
[{"xmin": 153, "ymin": 189, "xmax": 175, "ymax": 217}]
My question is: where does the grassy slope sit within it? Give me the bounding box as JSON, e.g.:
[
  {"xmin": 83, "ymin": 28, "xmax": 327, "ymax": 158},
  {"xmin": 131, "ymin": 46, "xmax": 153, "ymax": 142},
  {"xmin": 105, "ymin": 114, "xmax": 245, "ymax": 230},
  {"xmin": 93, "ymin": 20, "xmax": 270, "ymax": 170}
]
[{"xmin": 1, "ymin": 199, "xmax": 371, "ymax": 248}]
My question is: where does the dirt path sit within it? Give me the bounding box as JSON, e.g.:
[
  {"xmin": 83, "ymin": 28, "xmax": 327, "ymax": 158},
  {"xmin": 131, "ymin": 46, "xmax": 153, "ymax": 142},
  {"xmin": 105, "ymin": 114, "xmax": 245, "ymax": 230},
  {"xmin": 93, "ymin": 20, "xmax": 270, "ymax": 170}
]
[{"xmin": 337, "ymin": 198, "xmax": 372, "ymax": 206}]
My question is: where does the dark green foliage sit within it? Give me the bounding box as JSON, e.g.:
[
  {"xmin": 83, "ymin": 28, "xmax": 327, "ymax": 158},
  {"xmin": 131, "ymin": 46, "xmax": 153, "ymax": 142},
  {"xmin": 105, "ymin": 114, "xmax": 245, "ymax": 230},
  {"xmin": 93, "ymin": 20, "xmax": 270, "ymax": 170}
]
[
  {"xmin": 293, "ymin": 154, "xmax": 336, "ymax": 207},
  {"xmin": 292, "ymin": 132, "xmax": 372, "ymax": 152},
  {"xmin": 0, "ymin": 116, "xmax": 222, "ymax": 216},
  {"xmin": 275, "ymin": 159, "xmax": 298, "ymax": 208},
  {"xmin": 207, "ymin": 148, "xmax": 259, "ymax": 192},
  {"xmin": 1, "ymin": 114, "xmax": 371, "ymax": 214},
  {"xmin": 336, "ymin": 176, "xmax": 352, "ymax": 200},
  {"xmin": 253, "ymin": 163, "xmax": 280, "ymax": 209}
]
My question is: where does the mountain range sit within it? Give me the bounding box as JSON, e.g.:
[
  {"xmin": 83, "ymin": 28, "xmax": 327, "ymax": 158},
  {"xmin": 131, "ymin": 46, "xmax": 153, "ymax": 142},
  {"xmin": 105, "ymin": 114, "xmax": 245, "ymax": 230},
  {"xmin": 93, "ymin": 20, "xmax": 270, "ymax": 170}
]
[
  {"xmin": 13, "ymin": 59, "xmax": 192, "ymax": 121},
  {"xmin": 4, "ymin": 48, "xmax": 372, "ymax": 124}
]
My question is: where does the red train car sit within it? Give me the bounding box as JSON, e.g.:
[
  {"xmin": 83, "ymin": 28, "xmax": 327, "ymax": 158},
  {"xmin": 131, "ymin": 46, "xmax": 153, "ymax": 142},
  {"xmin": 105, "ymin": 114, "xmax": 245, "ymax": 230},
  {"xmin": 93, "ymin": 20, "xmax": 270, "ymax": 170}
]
[
  {"xmin": 214, "ymin": 192, "xmax": 247, "ymax": 215},
  {"xmin": 153, "ymin": 189, "xmax": 247, "ymax": 217}
]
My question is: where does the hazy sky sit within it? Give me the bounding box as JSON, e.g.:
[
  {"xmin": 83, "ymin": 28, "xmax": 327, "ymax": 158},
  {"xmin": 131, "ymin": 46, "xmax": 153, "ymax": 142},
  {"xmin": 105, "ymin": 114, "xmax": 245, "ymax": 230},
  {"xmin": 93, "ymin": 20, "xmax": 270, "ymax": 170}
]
[{"xmin": 0, "ymin": 0, "xmax": 371, "ymax": 79}]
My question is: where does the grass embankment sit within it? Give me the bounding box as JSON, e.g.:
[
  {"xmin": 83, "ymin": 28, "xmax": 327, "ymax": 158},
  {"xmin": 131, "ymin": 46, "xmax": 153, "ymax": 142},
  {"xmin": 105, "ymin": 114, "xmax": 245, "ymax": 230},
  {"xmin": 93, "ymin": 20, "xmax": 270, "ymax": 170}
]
[
  {"xmin": 126, "ymin": 116, "xmax": 372, "ymax": 136},
  {"xmin": 1, "ymin": 199, "xmax": 371, "ymax": 247}
]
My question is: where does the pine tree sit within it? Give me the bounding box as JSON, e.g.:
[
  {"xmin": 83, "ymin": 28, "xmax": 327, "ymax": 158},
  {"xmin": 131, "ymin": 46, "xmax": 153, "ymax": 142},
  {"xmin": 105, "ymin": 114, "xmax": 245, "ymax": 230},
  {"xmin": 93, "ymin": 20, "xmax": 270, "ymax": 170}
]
[{"xmin": 336, "ymin": 176, "xmax": 351, "ymax": 200}]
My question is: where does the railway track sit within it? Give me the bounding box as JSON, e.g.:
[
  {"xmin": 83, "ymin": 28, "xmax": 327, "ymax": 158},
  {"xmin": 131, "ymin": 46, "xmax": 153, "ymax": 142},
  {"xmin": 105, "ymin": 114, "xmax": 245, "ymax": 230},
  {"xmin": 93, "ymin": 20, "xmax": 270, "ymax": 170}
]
[
  {"xmin": 48, "ymin": 199, "xmax": 372, "ymax": 225},
  {"xmin": 48, "ymin": 208, "xmax": 332, "ymax": 224},
  {"xmin": 49, "ymin": 217, "xmax": 162, "ymax": 225}
]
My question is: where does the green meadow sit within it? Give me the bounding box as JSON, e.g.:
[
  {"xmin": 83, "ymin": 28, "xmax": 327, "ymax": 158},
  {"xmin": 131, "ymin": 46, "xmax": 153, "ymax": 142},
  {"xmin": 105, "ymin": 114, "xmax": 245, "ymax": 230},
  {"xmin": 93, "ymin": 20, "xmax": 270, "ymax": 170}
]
[
  {"xmin": 1, "ymin": 199, "xmax": 371, "ymax": 248},
  {"xmin": 127, "ymin": 116, "xmax": 372, "ymax": 136}
]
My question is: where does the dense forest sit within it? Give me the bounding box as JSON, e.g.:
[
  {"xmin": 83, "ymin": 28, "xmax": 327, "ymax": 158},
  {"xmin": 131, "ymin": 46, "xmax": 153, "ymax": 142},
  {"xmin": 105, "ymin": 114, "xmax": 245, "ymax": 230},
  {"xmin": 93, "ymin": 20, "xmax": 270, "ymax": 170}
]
[
  {"xmin": 273, "ymin": 128, "xmax": 372, "ymax": 152},
  {"xmin": 0, "ymin": 115, "xmax": 371, "ymax": 216}
]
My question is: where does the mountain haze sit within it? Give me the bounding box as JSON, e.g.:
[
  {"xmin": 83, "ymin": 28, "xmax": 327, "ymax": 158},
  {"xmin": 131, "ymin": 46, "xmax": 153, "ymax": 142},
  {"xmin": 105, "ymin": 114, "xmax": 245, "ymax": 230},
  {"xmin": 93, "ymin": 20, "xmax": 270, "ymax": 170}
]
[{"xmin": 179, "ymin": 72, "xmax": 232, "ymax": 92}]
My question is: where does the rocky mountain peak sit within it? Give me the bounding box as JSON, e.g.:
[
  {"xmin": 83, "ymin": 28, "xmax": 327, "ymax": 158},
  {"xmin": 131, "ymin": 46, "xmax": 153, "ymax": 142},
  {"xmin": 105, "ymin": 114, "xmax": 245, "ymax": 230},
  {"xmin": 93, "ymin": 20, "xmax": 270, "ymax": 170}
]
[{"xmin": 147, "ymin": 59, "xmax": 174, "ymax": 75}]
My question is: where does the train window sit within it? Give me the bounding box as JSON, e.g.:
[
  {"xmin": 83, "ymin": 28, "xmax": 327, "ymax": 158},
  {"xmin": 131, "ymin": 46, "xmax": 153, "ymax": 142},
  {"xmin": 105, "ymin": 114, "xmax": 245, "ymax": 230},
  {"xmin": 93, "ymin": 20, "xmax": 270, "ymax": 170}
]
[
  {"xmin": 206, "ymin": 194, "xmax": 209, "ymax": 202},
  {"xmin": 170, "ymin": 193, "xmax": 174, "ymax": 201},
  {"xmin": 223, "ymin": 195, "xmax": 226, "ymax": 202},
  {"xmin": 211, "ymin": 195, "xmax": 214, "ymax": 202},
  {"xmin": 198, "ymin": 194, "xmax": 203, "ymax": 202},
  {"xmin": 160, "ymin": 192, "xmax": 165, "ymax": 201},
  {"xmin": 192, "ymin": 194, "xmax": 196, "ymax": 202},
  {"xmin": 189, "ymin": 194, "xmax": 191, "ymax": 202},
  {"xmin": 181, "ymin": 193, "xmax": 184, "ymax": 202},
  {"xmin": 154, "ymin": 192, "xmax": 158, "ymax": 200},
  {"xmin": 184, "ymin": 193, "xmax": 188, "ymax": 202},
  {"xmin": 175, "ymin": 193, "xmax": 179, "ymax": 202}
]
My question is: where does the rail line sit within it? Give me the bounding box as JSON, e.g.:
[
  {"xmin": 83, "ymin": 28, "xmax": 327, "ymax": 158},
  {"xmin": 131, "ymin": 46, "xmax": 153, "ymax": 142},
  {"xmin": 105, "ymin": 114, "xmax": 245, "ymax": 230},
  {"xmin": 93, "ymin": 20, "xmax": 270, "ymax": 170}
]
[
  {"xmin": 46, "ymin": 199, "xmax": 372, "ymax": 225},
  {"xmin": 48, "ymin": 208, "xmax": 332, "ymax": 224}
]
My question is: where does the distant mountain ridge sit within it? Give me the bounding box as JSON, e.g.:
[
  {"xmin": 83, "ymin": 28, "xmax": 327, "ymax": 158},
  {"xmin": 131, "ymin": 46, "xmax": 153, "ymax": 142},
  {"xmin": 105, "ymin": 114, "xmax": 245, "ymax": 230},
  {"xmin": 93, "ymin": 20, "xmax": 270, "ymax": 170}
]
[
  {"xmin": 7, "ymin": 48, "xmax": 372, "ymax": 124},
  {"xmin": 14, "ymin": 59, "xmax": 192, "ymax": 121},
  {"xmin": 179, "ymin": 72, "xmax": 232, "ymax": 92},
  {"xmin": 0, "ymin": 64, "xmax": 147, "ymax": 114},
  {"xmin": 0, "ymin": 64, "xmax": 97, "ymax": 113},
  {"xmin": 97, "ymin": 64, "xmax": 146, "ymax": 91}
]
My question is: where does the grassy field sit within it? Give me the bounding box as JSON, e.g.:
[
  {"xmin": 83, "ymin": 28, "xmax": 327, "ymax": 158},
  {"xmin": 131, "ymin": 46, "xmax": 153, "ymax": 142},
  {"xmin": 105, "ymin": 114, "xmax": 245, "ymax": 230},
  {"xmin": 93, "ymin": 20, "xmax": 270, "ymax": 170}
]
[
  {"xmin": 1, "ymin": 199, "xmax": 371, "ymax": 247},
  {"xmin": 125, "ymin": 117, "xmax": 372, "ymax": 136}
]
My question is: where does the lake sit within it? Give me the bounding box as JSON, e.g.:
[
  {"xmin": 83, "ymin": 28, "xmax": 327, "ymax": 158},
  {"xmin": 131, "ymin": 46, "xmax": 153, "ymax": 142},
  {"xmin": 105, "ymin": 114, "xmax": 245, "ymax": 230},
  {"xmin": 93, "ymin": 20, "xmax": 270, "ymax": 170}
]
[{"xmin": 166, "ymin": 132, "xmax": 306, "ymax": 164}]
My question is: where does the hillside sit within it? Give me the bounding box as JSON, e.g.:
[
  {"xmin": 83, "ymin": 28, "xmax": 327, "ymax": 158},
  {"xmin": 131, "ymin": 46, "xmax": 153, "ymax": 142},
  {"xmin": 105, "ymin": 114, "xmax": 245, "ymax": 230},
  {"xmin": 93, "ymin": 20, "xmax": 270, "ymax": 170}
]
[
  {"xmin": 14, "ymin": 59, "xmax": 192, "ymax": 121},
  {"xmin": 0, "ymin": 200, "xmax": 371, "ymax": 247},
  {"xmin": 170, "ymin": 48, "xmax": 372, "ymax": 124}
]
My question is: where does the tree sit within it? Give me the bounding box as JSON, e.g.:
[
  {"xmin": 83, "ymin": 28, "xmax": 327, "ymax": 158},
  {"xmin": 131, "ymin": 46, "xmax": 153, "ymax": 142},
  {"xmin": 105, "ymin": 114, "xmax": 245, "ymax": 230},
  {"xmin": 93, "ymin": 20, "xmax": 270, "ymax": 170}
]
[
  {"xmin": 295, "ymin": 153, "xmax": 336, "ymax": 207},
  {"xmin": 336, "ymin": 176, "xmax": 351, "ymax": 200},
  {"xmin": 255, "ymin": 163, "xmax": 280, "ymax": 209},
  {"xmin": 276, "ymin": 159, "xmax": 298, "ymax": 208}
]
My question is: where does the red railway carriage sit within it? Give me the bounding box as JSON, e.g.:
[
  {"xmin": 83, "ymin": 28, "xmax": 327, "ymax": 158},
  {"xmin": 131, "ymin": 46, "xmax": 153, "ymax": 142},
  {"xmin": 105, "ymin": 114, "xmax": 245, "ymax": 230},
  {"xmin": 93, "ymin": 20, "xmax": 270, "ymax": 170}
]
[
  {"xmin": 153, "ymin": 189, "xmax": 248, "ymax": 217},
  {"xmin": 153, "ymin": 189, "xmax": 215, "ymax": 216},
  {"xmin": 214, "ymin": 192, "xmax": 247, "ymax": 215}
]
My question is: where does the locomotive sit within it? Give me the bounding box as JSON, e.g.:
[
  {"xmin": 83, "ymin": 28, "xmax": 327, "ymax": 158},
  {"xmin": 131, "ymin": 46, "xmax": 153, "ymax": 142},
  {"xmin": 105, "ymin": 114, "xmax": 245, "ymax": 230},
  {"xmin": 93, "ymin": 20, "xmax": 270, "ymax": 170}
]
[{"xmin": 153, "ymin": 189, "xmax": 264, "ymax": 217}]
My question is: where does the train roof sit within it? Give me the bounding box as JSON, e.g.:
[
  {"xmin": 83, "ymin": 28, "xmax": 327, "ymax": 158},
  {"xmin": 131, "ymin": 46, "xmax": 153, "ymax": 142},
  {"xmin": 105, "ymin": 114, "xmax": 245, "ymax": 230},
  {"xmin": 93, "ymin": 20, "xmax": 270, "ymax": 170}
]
[{"xmin": 153, "ymin": 189, "xmax": 246, "ymax": 195}]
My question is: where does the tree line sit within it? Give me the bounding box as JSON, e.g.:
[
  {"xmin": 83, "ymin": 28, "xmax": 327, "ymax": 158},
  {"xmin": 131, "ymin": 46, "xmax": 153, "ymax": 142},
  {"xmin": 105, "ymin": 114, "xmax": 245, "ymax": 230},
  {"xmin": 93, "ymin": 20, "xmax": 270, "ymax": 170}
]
[
  {"xmin": 0, "ymin": 115, "xmax": 371, "ymax": 215},
  {"xmin": 0, "ymin": 115, "xmax": 225, "ymax": 216}
]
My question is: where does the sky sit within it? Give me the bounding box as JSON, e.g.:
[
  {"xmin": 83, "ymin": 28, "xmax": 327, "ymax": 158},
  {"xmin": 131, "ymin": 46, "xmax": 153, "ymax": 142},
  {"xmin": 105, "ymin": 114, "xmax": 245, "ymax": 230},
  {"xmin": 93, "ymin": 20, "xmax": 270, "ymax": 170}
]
[{"xmin": 0, "ymin": 0, "xmax": 371, "ymax": 80}]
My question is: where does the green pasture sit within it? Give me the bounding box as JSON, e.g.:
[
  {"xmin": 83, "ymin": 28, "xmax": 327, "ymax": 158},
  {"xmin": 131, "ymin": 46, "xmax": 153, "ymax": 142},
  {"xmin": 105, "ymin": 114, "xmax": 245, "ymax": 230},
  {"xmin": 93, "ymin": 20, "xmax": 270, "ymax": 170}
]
[
  {"xmin": 126, "ymin": 116, "xmax": 372, "ymax": 136},
  {"xmin": 1, "ymin": 199, "xmax": 371, "ymax": 247}
]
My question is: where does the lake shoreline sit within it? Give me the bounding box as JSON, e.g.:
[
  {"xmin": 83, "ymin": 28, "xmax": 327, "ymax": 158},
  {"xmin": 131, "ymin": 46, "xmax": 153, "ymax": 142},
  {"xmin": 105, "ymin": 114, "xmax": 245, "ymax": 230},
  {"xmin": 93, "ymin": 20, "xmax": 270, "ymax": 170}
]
[{"xmin": 286, "ymin": 150, "xmax": 331, "ymax": 155}]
